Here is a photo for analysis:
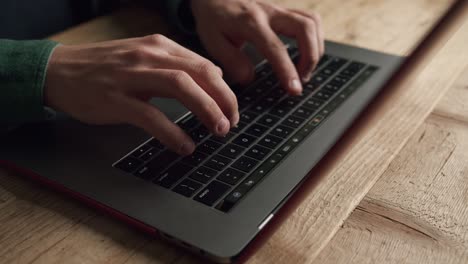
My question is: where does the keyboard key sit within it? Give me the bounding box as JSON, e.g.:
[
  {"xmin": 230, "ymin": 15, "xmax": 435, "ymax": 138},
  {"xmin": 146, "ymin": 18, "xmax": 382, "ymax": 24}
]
[
  {"xmin": 197, "ymin": 140, "xmax": 222, "ymax": 154},
  {"xmin": 231, "ymin": 121, "xmax": 248, "ymax": 134},
  {"xmin": 189, "ymin": 166, "xmax": 217, "ymax": 183},
  {"xmin": 258, "ymin": 134, "xmax": 283, "ymax": 149},
  {"xmin": 218, "ymin": 168, "xmax": 246, "ymax": 185},
  {"xmin": 249, "ymin": 103, "xmax": 268, "ymax": 114},
  {"xmin": 332, "ymin": 75, "xmax": 350, "ymax": 85},
  {"xmin": 313, "ymin": 90, "xmax": 333, "ymax": 101},
  {"xmin": 310, "ymin": 74, "xmax": 328, "ymax": 86},
  {"xmin": 269, "ymin": 105, "xmax": 291, "ymax": 117},
  {"xmin": 309, "ymin": 114, "xmax": 326, "ymax": 127},
  {"xmin": 173, "ymin": 179, "xmax": 202, "ymax": 197},
  {"xmin": 194, "ymin": 180, "xmax": 231, "ymax": 206},
  {"xmin": 327, "ymin": 57, "xmax": 348, "ymax": 70},
  {"xmin": 135, "ymin": 150, "xmax": 179, "ymax": 179},
  {"xmin": 296, "ymin": 88, "xmax": 312, "ymax": 100},
  {"xmin": 304, "ymin": 82, "xmax": 320, "ymax": 91},
  {"xmin": 140, "ymin": 148, "xmax": 158, "ymax": 161},
  {"xmin": 319, "ymin": 67, "xmax": 335, "ymax": 76},
  {"xmin": 205, "ymin": 155, "xmax": 232, "ymax": 171},
  {"xmin": 257, "ymin": 114, "xmax": 280, "ymax": 127},
  {"xmin": 317, "ymin": 54, "xmax": 330, "ymax": 67},
  {"xmin": 148, "ymin": 138, "xmax": 164, "ymax": 149},
  {"xmin": 181, "ymin": 151, "xmax": 208, "ymax": 166},
  {"xmin": 153, "ymin": 163, "xmax": 193, "ymax": 188},
  {"xmin": 245, "ymin": 124, "xmax": 269, "ymax": 137},
  {"xmin": 178, "ymin": 115, "xmax": 199, "ymax": 130},
  {"xmin": 219, "ymin": 144, "xmax": 245, "ymax": 159},
  {"xmin": 341, "ymin": 62, "xmax": 365, "ymax": 77},
  {"xmin": 280, "ymin": 97, "xmax": 301, "ymax": 108},
  {"xmin": 115, "ymin": 156, "xmax": 142, "ymax": 173},
  {"xmin": 130, "ymin": 144, "xmax": 152, "ymax": 158},
  {"xmin": 233, "ymin": 133, "xmax": 257, "ymax": 148},
  {"xmin": 268, "ymin": 88, "xmax": 286, "ymax": 100},
  {"xmin": 282, "ymin": 115, "xmax": 305, "ymax": 128},
  {"xmin": 266, "ymin": 153, "xmax": 285, "ymax": 167},
  {"xmin": 270, "ymin": 125, "xmax": 294, "ymax": 138},
  {"xmin": 304, "ymin": 98, "xmax": 324, "ymax": 110},
  {"xmin": 238, "ymin": 94, "xmax": 256, "ymax": 108},
  {"xmin": 219, "ymin": 160, "xmax": 275, "ymax": 211},
  {"xmin": 246, "ymin": 145, "xmax": 271, "ymax": 160},
  {"xmin": 293, "ymin": 107, "xmax": 315, "ymax": 119},
  {"xmin": 240, "ymin": 111, "xmax": 259, "ymax": 124},
  {"xmin": 190, "ymin": 127, "xmax": 210, "ymax": 143},
  {"xmin": 232, "ymin": 156, "xmax": 259, "ymax": 173},
  {"xmin": 323, "ymin": 83, "xmax": 341, "ymax": 94},
  {"xmin": 211, "ymin": 132, "xmax": 235, "ymax": 144}
]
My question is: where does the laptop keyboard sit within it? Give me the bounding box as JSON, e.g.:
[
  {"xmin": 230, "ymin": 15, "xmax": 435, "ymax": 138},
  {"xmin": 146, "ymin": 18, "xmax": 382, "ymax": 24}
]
[{"xmin": 114, "ymin": 46, "xmax": 379, "ymax": 212}]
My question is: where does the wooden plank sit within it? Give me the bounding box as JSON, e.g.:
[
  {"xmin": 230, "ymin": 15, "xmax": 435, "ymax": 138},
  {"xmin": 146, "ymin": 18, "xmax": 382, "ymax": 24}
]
[
  {"xmin": 433, "ymin": 66, "xmax": 468, "ymax": 124},
  {"xmin": 270, "ymin": 0, "xmax": 455, "ymax": 56},
  {"xmin": 0, "ymin": 1, "xmax": 460, "ymax": 263},
  {"xmin": 248, "ymin": 2, "xmax": 468, "ymax": 263},
  {"xmin": 48, "ymin": 0, "xmax": 456, "ymax": 56},
  {"xmin": 315, "ymin": 112, "xmax": 468, "ymax": 263}
]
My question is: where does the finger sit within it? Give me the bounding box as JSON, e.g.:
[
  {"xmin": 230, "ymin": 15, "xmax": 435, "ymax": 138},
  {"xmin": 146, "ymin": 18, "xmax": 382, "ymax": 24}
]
[
  {"xmin": 245, "ymin": 20, "xmax": 302, "ymax": 95},
  {"xmin": 198, "ymin": 31, "xmax": 255, "ymax": 85},
  {"xmin": 129, "ymin": 69, "xmax": 231, "ymax": 137},
  {"xmin": 288, "ymin": 9, "xmax": 325, "ymax": 56},
  {"xmin": 271, "ymin": 11, "xmax": 321, "ymax": 82},
  {"xmin": 152, "ymin": 54, "xmax": 239, "ymax": 126},
  {"xmin": 118, "ymin": 97, "xmax": 195, "ymax": 155},
  {"xmin": 142, "ymin": 34, "xmax": 223, "ymax": 76}
]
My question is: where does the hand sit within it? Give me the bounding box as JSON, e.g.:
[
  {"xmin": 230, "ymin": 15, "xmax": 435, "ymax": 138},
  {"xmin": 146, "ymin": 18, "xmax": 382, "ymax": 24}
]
[
  {"xmin": 44, "ymin": 35, "xmax": 239, "ymax": 155},
  {"xmin": 191, "ymin": 0, "xmax": 324, "ymax": 95}
]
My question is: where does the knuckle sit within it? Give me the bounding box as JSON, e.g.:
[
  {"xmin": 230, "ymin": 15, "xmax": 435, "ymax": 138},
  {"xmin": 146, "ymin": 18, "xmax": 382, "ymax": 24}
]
[
  {"xmin": 299, "ymin": 17, "xmax": 316, "ymax": 34},
  {"xmin": 146, "ymin": 34, "xmax": 168, "ymax": 45},
  {"xmin": 196, "ymin": 61, "xmax": 218, "ymax": 76},
  {"xmin": 124, "ymin": 47, "xmax": 152, "ymax": 64},
  {"xmin": 167, "ymin": 70, "xmax": 190, "ymax": 87},
  {"xmin": 310, "ymin": 11, "xmax": 322, "ymax": 23},
  {"xmin": 240, "ymin": 6, "xmax": 265, "ymax": 28}
]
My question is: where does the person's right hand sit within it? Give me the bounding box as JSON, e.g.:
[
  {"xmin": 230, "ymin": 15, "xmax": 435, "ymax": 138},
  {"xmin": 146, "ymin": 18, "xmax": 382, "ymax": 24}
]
[{"xmin": 44, "ymin": 35, "xmax": 239, "ymax": 155}]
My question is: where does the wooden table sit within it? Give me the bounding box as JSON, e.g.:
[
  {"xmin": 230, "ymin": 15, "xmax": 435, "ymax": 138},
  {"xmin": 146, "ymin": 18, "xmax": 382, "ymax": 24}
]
[{"xmin": 1, "ymin": 0, "xmax": 468, "ymax": 263}]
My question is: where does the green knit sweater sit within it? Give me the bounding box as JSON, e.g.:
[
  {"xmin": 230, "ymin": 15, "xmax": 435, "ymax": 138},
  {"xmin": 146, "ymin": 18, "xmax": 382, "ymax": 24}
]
[{"xmin": 0, "ymin": 0, "xmax": 189, "ymax": 125}]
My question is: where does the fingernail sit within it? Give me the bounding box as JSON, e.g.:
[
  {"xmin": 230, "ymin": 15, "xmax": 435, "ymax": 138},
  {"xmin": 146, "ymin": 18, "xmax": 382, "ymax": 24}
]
[
  {"xmin": 301, "ymin": 65, "xmax": 315, "ymax": 83},
  {"xmin": 290, "ymin": 79, "xmax": 302, "ymax": 94},
  {"xmin": 216, "ymin": 116, "xmax": 230, "ymax": 135},
  {"xmin": 216, "ymin": 66, "xmax": 223, "ymax": 77},
  {"xmin": 302, "ymin": 72, "xmax": 313, "ymax": 83},
  {"xmin": 179, "ymin": 141, "xmax": 195, "ymax": 155},
  {"xmin": 231, "ymin": 112, "xmax": 240, "ymax": 128}
]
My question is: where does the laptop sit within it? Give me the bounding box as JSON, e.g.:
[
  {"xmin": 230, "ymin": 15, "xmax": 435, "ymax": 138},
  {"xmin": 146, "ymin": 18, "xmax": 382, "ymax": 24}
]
[{"xmin": 0, "ymin": 37, "xmax": 402, "ymax": 262}]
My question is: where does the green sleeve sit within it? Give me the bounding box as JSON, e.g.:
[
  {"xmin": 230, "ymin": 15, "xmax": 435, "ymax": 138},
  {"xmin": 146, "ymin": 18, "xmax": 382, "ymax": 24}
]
[{"xmin": 0, "ymin": 39, "xmax": 59, "ymax": 125}]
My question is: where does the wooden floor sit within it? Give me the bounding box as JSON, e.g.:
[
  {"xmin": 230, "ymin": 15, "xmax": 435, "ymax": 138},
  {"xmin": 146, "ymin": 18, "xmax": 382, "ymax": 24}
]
[{"xmin": 1, "ymin": 0, "xmax": 468, "ymax": 263}]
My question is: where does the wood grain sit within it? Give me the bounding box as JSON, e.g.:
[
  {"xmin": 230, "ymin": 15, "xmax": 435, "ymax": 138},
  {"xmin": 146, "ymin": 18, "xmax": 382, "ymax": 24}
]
[
  {"xmin": 271, "ymin": 0, "xmax": 455, "ymax": 56},
  {"xmin": 315, "ymin": 102, "xmax": 468, "ymax": 263},
  {"xmin": 0, "ymin": 0, "xmax": 464, "ymax": 263},
  {"xmin": 49, "ymin": 0, "xmax": 456, "ymax": 56},
  {"xmin": 248, "ymin": 2, "xmax": 468, "ymax": 263}
]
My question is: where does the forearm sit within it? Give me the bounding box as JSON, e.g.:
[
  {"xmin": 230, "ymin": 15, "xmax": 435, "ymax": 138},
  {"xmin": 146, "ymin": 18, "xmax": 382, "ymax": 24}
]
[{"xmin": 0, "ymin": 39, "xmax": 58, "ymax": 125}]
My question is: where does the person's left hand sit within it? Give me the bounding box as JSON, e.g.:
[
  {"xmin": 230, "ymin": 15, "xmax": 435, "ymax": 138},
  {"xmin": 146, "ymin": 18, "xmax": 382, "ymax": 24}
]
[{"xmin": 190, "ymin": 0, "xmax": 324, "ymax": 95}]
